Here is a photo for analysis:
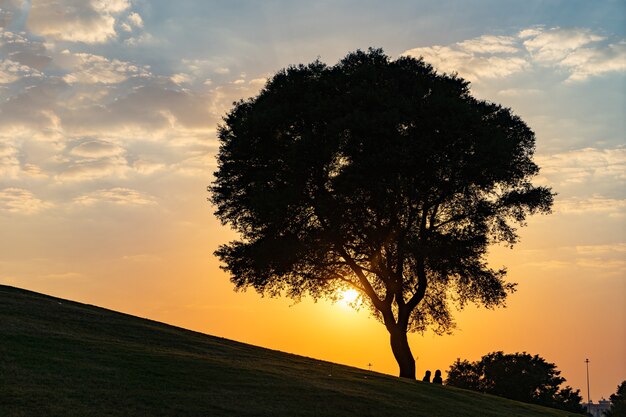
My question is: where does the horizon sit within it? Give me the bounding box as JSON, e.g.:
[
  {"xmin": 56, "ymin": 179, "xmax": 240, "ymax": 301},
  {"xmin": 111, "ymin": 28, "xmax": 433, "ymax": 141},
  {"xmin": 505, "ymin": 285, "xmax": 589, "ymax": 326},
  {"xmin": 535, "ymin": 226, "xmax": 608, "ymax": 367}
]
[{"xmin": 0, "ymin": 0, "xmax": 624, "ymax": 402}]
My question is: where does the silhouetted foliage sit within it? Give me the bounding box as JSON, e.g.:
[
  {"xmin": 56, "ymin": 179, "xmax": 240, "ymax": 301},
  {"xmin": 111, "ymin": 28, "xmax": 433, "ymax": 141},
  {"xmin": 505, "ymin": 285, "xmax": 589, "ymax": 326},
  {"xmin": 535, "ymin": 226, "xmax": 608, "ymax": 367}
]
[
  {"xmin": 605, "ymin": 381, "xmax": 626, "ymax": 417},
  {"xmin": 210, "ymin": 48, "xmax": 553, "ymax": 379},
  {"xmin": 446, "ymin": 352, "xmax": 585, "ymax": 413}
]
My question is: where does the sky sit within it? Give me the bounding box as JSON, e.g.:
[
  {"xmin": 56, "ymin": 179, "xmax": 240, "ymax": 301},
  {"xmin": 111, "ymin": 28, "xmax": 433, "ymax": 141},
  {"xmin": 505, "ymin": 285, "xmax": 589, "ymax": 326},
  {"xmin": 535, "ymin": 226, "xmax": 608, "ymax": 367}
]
[{"xmin": 0, "ymin": 0, "xmax": 624, "ymax": 402}]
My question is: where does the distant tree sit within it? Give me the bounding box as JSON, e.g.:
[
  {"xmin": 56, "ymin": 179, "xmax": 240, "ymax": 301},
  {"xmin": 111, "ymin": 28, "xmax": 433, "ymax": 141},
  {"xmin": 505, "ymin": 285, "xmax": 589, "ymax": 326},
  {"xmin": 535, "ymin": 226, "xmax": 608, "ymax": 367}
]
[
  {"xmin": 446, "ymin": 358, "xmax": 481, "ymax": 390},
  {"xmin": 605, "ymin": 381, "xmax": 626, "ymax": 417},
  {"xmin": 446, "ymin": 352, "xmax": 585, "ymax": 413},
  {"xmin": 210, "ymin": 48, "xmax": 553, "ymax": 379}
]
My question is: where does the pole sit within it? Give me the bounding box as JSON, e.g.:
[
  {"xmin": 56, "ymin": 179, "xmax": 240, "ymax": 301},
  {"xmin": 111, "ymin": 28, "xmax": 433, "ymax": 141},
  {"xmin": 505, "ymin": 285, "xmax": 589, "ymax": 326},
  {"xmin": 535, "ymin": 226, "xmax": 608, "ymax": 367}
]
[{"xmin": 585, "ymin": 358, "xmax": 591, "ymax": 406}]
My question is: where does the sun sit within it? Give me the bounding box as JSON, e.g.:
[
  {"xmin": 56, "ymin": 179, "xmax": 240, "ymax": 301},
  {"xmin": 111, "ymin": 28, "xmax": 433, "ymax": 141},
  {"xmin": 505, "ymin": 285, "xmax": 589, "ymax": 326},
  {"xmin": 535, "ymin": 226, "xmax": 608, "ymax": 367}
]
[{"xmin": 338, "ymin": 289, "xmax": 360, "ymax": 308}]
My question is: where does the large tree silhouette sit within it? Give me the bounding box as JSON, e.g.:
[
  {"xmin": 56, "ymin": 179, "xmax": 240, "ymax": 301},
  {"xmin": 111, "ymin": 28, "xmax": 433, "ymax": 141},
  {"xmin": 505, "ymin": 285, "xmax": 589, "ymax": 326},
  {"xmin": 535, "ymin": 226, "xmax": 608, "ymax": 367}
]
[{"xmin": 210, "ymin": 49, "xmax": 553, "ymax": 379}]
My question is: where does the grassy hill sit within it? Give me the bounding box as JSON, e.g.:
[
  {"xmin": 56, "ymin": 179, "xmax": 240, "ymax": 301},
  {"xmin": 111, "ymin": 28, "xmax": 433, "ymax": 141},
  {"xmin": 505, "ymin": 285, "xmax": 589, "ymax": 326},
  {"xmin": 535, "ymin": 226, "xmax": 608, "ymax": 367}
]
[{"xmin": 0, "ymin": 285, "xmax": 583, "ymax": 417}]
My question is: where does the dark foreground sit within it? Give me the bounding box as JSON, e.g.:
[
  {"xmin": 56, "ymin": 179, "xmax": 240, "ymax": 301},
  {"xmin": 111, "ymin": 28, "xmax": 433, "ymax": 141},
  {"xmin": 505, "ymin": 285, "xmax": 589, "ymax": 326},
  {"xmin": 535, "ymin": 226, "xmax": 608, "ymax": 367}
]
[{"xmin": 0, "ymin": 285, "xmax": 583, "ymax": 416}]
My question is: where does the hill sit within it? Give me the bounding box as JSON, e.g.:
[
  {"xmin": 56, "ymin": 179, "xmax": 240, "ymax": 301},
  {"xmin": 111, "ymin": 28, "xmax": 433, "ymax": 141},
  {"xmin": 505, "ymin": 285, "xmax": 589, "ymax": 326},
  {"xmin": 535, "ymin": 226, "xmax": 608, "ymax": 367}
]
[{"xmin": 0, "ymin": 285, "xmax": 583, "ymax": 416}]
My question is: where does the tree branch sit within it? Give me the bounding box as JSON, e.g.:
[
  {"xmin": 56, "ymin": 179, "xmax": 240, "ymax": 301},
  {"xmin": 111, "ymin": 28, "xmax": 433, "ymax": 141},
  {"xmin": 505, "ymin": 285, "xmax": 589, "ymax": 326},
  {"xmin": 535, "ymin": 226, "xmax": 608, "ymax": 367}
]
[
  {"xmin": 399, "ymin": 259, "xmax": 428, "ymax": 329},
  {"xmin": 334, "ymin": 244, "xmax": 385, "ymax": 311}
]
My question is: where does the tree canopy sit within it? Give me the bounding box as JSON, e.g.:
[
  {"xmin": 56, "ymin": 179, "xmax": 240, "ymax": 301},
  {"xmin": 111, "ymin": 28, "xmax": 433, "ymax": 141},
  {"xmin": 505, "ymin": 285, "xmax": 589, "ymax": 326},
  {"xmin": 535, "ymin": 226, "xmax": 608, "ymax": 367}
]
[
  {"xmin": 210, "ymin": 48, "xmax": 553, "ymax": 378},
  {"xmin": 605, "ymin": 381, "xmax": 626, "ymax": 417},
  {"xmin": 445, "ymin": 352, "xmax": 584, "ymax": 413}
]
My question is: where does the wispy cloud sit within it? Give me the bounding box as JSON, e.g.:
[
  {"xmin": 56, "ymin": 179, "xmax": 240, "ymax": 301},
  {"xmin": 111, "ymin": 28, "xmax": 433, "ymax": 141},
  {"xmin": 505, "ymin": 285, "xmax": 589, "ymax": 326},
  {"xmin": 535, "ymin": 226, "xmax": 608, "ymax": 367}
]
[
  {"xmin": 520, "ymin": 27, "xmax": 605, "ymax": 62},
  {"xmin": 402, "ymin": 44, "xmax": 529, "ymax": 81},
  {"xmin": 402, "ymin": 26, "xmax": 626, "ymax": 83},
  {"xmin": 68, "ymin": 139, "xmax": 126, "ymax": 158},
  {"xmin": 60, "ymin": 51, "xmax": 150, "ymax": 84},
  {"xmin": 555, "ymin": 196, "xmax": 626, "ymax": 216},
  {"xmin": 518, "ymin": 243, "xmax": 626, "ymax": 277},
  {"xmin": 575, "ymin": 244, "xmax": 626, "ymax": 255},
  {"xmin": 0, "ymin": 58, "xmax": 41, "ymax": 83},
  {"xmin": 122, "ymin": 253, "xmax": 162, "ymax": 262},
  {"xmin": 57, "ymin": 156, "xmax": 130, "ymax": 181},
  {"xmin": 0, "ymin": 143, "xmax": 20, "ymax": 179},
  {"xmin": 0, "ymin": 188, "xmax": 53, "ymax": 214},
  {"xmin": 522, "ymin": 27, "xmax": 626, "ymax": 82},
  {"xmin": 73, "ymin": 187, "xmax": 157, "ymax": 206},
  {"xmin": 535, "ymin": 147, "xmax": 626, "ymax": 185},
  {"xmin": 40, "ymin": 272, "xmax": 83, "ymax": 280}
]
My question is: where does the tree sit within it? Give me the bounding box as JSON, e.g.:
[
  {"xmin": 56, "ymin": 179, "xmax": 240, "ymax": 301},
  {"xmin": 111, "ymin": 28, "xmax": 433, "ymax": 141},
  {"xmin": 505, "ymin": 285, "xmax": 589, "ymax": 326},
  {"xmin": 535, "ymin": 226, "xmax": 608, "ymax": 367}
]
[
  {"xmin": 605, "ymin": 381, "xmax": 626, "ymax": 417},
  {"xmin": 210, "ymin": 48, "xmax": 553, "ymax": 379},
  {"xmin": 446, "ymin": 352, "xmax": 585, "ymax": 413}
]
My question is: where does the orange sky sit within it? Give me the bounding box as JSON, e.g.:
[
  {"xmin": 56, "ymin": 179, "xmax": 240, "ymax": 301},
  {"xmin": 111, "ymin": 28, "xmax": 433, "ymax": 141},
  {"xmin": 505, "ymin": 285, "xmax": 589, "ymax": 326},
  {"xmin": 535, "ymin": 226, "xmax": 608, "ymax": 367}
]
[{"xmin": 4, "ymin": 177, "xmax": 622, "ymax": 400}]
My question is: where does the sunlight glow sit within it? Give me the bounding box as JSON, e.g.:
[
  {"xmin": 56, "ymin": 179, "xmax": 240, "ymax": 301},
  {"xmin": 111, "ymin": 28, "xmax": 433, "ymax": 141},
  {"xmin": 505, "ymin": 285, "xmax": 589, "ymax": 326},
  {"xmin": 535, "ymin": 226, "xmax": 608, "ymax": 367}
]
[{"xmin": 338, "ymin": 289, "xmax": 360, "ymax": 309}]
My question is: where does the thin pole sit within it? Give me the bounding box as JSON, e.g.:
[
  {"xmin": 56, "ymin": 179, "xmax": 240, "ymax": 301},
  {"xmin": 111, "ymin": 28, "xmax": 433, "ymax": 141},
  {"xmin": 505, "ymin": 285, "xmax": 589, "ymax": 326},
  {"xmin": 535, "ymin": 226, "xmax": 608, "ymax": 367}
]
[{"xmin": 585, "ymin": 358, "xmax": 591, "ymax": 405}]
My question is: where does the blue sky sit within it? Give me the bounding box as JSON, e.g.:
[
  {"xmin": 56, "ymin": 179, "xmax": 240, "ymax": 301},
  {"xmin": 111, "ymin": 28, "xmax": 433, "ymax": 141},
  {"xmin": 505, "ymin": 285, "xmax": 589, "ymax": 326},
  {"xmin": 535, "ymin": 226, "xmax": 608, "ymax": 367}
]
[{"xmin": 0, "ymin": 0, "xmax": 624, "ymax": 400}]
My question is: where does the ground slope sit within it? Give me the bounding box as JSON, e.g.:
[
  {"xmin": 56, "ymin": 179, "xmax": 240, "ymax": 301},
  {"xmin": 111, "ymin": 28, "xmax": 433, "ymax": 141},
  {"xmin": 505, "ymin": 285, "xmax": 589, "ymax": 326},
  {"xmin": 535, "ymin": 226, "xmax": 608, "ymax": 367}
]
[{"xmin": 0, "ymin": 285, "xmax": 582, "ymax": 417}]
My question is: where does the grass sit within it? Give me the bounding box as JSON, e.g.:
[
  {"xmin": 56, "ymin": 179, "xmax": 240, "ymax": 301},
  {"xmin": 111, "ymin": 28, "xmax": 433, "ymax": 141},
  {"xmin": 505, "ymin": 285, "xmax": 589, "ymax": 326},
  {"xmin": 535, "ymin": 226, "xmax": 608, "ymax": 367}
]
[{"xmin": 0, "ymin": 285, "xmax": 584, "ymax": 417}]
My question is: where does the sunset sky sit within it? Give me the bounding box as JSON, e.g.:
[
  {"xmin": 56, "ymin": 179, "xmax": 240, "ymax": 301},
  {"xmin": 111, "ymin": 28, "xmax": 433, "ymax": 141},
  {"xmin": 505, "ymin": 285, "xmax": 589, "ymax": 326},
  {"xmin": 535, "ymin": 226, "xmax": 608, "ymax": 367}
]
[{"xmin": 1, "ymin": 0, "xmax": 624, "ymax": 401}]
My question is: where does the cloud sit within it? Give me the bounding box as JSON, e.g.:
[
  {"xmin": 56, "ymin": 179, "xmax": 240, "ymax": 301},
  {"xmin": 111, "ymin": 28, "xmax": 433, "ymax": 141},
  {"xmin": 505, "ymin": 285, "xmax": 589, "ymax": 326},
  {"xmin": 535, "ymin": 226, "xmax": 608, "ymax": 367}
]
[
  {"xmin": 522, "ymin": 27, "xmax": 626, "ymax": 82},
  {"xmin": 172, "ymin": 151, "xmax": 217, "ymax": 176},
  {"xmin": 521, "ymin": 27, "xmax": 605, "ymax": 62},
  {"xmin": 0, "ymin": 188, "xmax": 53, "ymax": 214},
  {"xmin": 401, "ymin": 27, "xmax": 626, "ymax": 83},
  {"xmin": 575, "ymin": 244, "xmax": 626, "ymax": 255},
  {"xmin": 0, "ymin": 140, "xmax": 50, "ymax": 179},
  {"xmin": 458, "ymin": 35, "xmax": 519, "ymax": 54},
  {"xmin": 27, "ymin": 0, "xmax": 130, "ymax": 43},
  {"xmin": 0, "ymin": 2, "xmax": 18, "ymax": 29},
  {"xmin": 497, "ymin": 88, "xmax": 543, "ymax": 97},
  {"xmin": 0, "ymin": 143, "xmax": 20, "ymax": 178},
  {"xmin": 68, "ymin": 139, "xmax": 126, "ymax": 158},
  {"xmin": 248, "ymin": 77, "xmax": 267, "ymax": 86},
  {"xmin": 555, "ymin": 196, "xmax": 626, "ymax": 216},
  {"xmin": 41, "ymin": 272, "xmax": 83, "ymax": 280},
  {"xmin": 561, "ymin": 42, "xmax": 626, "ymax": 82},
  {"xmin": 170, "ymin": 73, "xmax": 193, "ymax": 85},
  {"xmin": 574, "ymin": 258, "xmax": 626, "ymax": 277},
  {"xmin": 127, "ymin": 12, "xmax": 143, "ymax": 29},
  {"xmin": 73, "ymin": 187, "xmax": 157, "ymax": 206},
  {"xmin": 0, "ymin": 78, "xmax": 68, "ymax": 130},
  {"xmin": 65, "ymin": 85, "xmax": 217, "ymax": 131},
  {"xmin": 1, "ymin": 29, "xmax": 52, "ymax": 71},
  {"xmin": 132, "ymin": 159, "xmax": 165, "ymax": 175},
  {"xmin": 57, "ymin": 155, "xmax": 129, "ymax": 181},
  {"xmin": 0, "ymin": 58, "xmax": 41, "ymax": 83},
  {"xmin": 402, "ymin": 44, "xmax": 529, "ymax": 81},
  {"xmin": 0, "ymin": 22, "xmax": 226, "ymax": 190},
  {"xmin": 22, "ymin": 163, "xmax": 48, "ymax": 178},
  {"xmin": 522, "ymin": 260, "xmax": 571, "ymax": 271},
  {"xmin": 60, "ymin": 51, "xmax": 150, "ymax": 84},
  {"xmin": 519, "ymin": 244, "xmax": 626, "ymax": 277},
  {"xmin": 535, "ymin": 147, "xmax": 626, "ymax": 185},
  {"xmin": 0, "ymin": 143, "xmax": 15, "ymax": 158},
  {"xmin": 92, "ymin": 0, "xmax": 130, "ymax": 14},
  {"xmin": 123, "ymin": 32, "xmax": 155, "ymax": 47},
  {"xmin": 122, "ymin": 253, "xmax": 161, "ymax": 262}
]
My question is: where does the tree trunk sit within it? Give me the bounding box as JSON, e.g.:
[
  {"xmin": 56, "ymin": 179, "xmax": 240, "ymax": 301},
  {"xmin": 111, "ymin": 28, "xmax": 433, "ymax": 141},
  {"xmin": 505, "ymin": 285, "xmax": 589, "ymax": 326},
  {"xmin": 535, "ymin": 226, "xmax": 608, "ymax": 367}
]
[{"xmin": 389, "ymin": 326, "xmax": 415, "ymax": 379}]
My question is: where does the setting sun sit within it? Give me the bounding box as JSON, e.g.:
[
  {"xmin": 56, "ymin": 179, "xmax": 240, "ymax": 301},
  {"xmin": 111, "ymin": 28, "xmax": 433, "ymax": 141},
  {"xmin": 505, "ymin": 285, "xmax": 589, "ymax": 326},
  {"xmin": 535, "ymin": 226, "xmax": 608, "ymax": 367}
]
[{"xmin": 338, "ymin": 289, "xmax": 361, "ymax": 309}]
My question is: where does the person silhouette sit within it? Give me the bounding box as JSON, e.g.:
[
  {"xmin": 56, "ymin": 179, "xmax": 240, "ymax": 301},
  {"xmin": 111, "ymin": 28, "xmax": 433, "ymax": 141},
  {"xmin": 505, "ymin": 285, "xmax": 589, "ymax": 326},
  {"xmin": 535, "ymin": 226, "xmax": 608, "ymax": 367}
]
[
  {"xmin": 422, "ymin": 370, "xmax": 431, "ymax": 383},
  {"xmin": 432, "ymin": 369, "xmax": 443, "ymax": 384}
]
